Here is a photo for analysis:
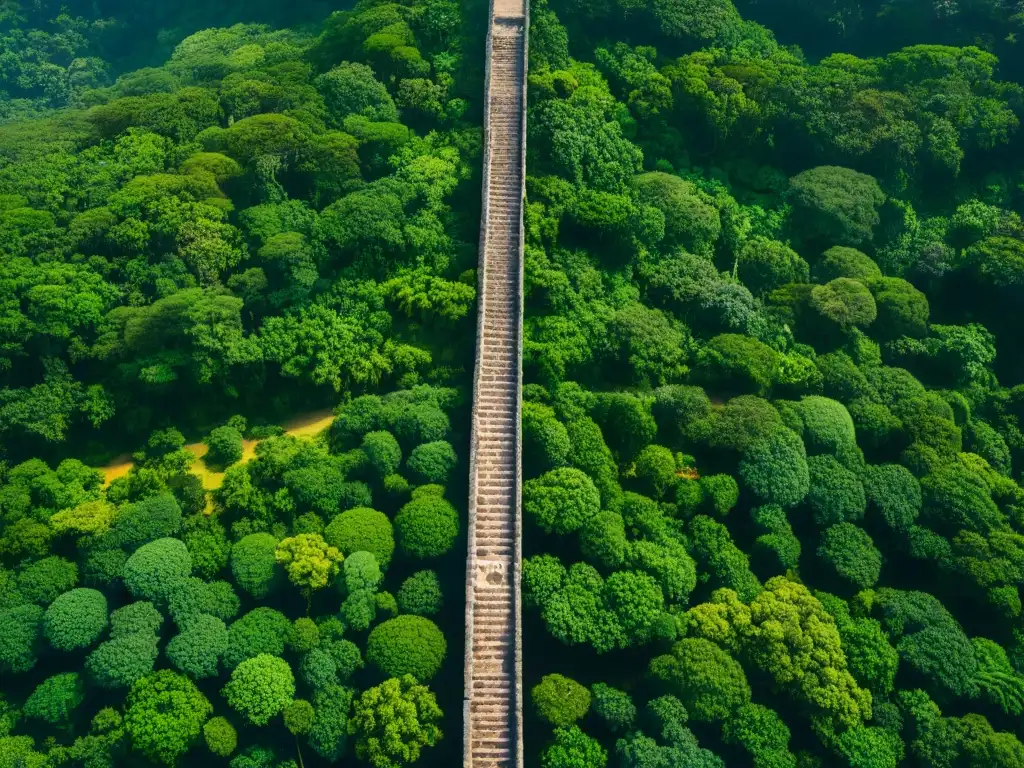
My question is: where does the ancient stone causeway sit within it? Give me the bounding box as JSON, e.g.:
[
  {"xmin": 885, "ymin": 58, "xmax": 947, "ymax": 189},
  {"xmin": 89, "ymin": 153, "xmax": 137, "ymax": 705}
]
[{"xmin": 462, "ymin": 0, "xmax": 527, "ymax": 766}]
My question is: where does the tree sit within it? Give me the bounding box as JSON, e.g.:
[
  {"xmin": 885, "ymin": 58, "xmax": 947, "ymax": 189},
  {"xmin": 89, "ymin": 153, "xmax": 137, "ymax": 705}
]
[
  {"xmin": 813, "ymin": 247, "xmax": 882, "ymax": 283},
  {"xmin": 123, "ymin": 538, "xmax": 192, "ymax": 604},
  {"xmin": 863, "ymin": 464, "xmax": 921, "ymax": 531},
  {"xmin": 591, "ymin": 683, "xmax": 636, "ymax": 733},
  {"xmin": 788, "ymin": 166, "xmax": 885, "ymax": 249},
  {"xmin": 541, "ymin": 726, "xmax": 608, "ymax": 768},
  {"xmin": 309, "ymin": 684, "xmax": 355, "ymax": 762},
  {"xmin": 805, "ymin": 455, "xmax": 867, "ymax": 525},
  {"xmin": 649, "ymin": 637, "xmax": 751, "ymax": 723},
  {"xmin": 396, "ymin": 571, "xmax": 443, "ymax": 615},
  {"xmin": 16, "ymin": 556, "xmax": 78, "ymax": 604},
  {"xmin": 721, "ymin": 703, "xmax": 795, "ymax": 768},
  {"xmin": 737, "ymin": 237, "xmax": 810, "ymax": 296},
  {"xmin": 406, "ymin": 441, "xmax": 458, "ymax": 484},
  {"xmin": 43, "ymin": 588, "xmax": 107, "ymax": 651},
  {"xmin": 223, "ymin": 653, "xmax": 295, "ymax": 726},
  {"xmin": 324, "ymin": 507, "xmax": 395, "ymax": 569},
  {"xmin": 0, "ymin": 603, "xmax": 43, "ymax": 673},
  {"xmin": 223, "ymin": 607, "xmax": 291, "ymax": 670},
  {"xmin": 532, "ymin": 674, "xmax": 591, "ymax": 727},
  {"xmin": 348, "ymin": 675, "xmax": 443, "ymax": 768},
  {"xmin": 393, "ymin": 497, "xmax": 459, "ymax": 558},
  {"xmin": 86, "ymin": 631, "xmax": 161, "ymax": 689},
  {"xmin": 316, "ymin": 62, "xmax": 398, "ymax": 125},
  {"xmin": 366, "ymin": 616, "xmax": 447, "ymax": 682},
  {"xmin": 203, "ymin": 717, "xmax": 237, "ymax": 757},
  {"xmin": 818, "ymin": 524, "xmax": 883, "ymax": 588},
  {"xmin": 231, "ymin": 533, "xmax": 279, "ymax": 598},
  {"xmin": 738, "ymin": 429, "xmax": 810, "ymax": 507},
  {"xmin": 810, "ymin": 278, "xmax": 878, "ymax": 329},
  {"xmin": 275, "ymin": 533, "xmax": 343, "ymax": 602},
  {"xmin": 165, "ymin": 614, "xmax": 228, "ymax": 679},
  {"xmin": 362, "ymin": 431, "xmax": 402, "ymax": 477},
  {"xmin": 205, "ymin": 426, "xmax": 244, "ymax": 467},
  {"xmin": 24, "ymin": 672, "xmax": 85, "ymax": 725},
  {"xmin": 124, "ymin": 670, "xmax": 212, "ymax": 765},
  {"xmin": 524, "ymin": 468, "xmax": 601, "ymax": 535}
]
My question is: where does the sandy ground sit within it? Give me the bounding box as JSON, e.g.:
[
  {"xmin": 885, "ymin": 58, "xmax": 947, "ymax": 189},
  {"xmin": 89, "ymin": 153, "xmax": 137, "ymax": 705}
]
[{"xmin": 96, "ymin": 408, "xmax": 337, "ymax": 492}]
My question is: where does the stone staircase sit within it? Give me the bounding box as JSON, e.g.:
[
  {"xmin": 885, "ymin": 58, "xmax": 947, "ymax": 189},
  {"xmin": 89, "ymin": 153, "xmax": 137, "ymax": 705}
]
[{"xmin": 463, "ymin": 1, "xmax": 526, "ymax": 767}]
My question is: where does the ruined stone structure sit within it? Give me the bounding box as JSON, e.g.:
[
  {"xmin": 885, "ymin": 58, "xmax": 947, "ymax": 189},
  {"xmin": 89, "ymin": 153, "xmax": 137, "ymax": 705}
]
[{"xmin": 463, "ymin": 0, "xmax": 527, "ymax": 765}]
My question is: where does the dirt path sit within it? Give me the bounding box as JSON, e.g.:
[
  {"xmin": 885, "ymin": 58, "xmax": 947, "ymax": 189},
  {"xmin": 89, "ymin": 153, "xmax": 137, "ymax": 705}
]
[{"xmin": 96, "ymin": 408, "xmax": 336, "ymax": 491}]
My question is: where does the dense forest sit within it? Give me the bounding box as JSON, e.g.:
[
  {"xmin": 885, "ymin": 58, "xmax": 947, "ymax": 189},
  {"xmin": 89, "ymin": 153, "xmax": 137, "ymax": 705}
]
[
  {"xmin": 4, "ymin": 0, "xmax": 1024, "ymax": 767},
  {"xmin": 521, "ymin": 0, "xmax": 1024, "ymax": 767}
]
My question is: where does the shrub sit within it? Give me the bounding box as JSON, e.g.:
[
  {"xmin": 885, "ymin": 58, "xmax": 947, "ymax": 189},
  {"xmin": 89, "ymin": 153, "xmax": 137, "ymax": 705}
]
[
  {"xmin": 231, "ymin": 533, "xmax": 279, "ymax": 598},
  {"xmin": 524, "ymin": 468, "xmax": 601, "ymax": 535},
  {"xmin": 203, "ymin": 716, "xmax": 237, "ymax": 757},
  {"xmin": 110, "ymin": 494, "xmax": 183, "ymax": 550},
  {"xmin": 361, "ymin": 431, "xmax": 402, "ymax": 477},
  {"xmin": 738, "ymin": 428, "xmax": 809, "ymax": 507},
  {"xmin": 788, "ymin": 166, "xmax": 885, "ymax": 249},
  {"xmin": 394, "ymin": 497, "xmax": 459, "ymax": 558},
  {"xmin": 524, "ymin": 402, "xmax": 571, "ymax": 476},
  {"xmin": 205, "ymin": 426, "xmax": 244, "ymax": 467},
  {"xmin": 366, "ymin": 615, "xmax": 447, "ymax": 681},
  {"xmin": 533, "ymin": 674, "xmax": 591, "ymax": 727},
  {"xmin": 16, "ymin": 556, "xmax": 78, "ymax": 604},
  {"xmin": 324, "ymin": 507, "xmax": 395, "ymax": 568},
  {"xmin": 407, "ymin": 441, "xmax": 458, "ymax": 484},
  {"xmin": 818, "ymin": 524, "xmax": 883, "ymax": 588},
  {"xmin": 44, "ymin": 588, "xmax": 108, "ymax": 651},
  {"xmin": 223, "ymin": 654, "xmax": 295, "ymax": 726},
  {"xmin": 396, "ymin": 570, "xmax": 443, "ymax": 615},
  {"xmin": 541, "ymin": 726, "xmax": 608, "ymax": 768},
  {"xmin": 287, "ymin": 618, "xmax": 320, "ymax": 653},
  {"xmin": 275, "ymin": 533, "xmax": 343, "ymax": 596},
  {"xmin": 123, "ymin": 538, "xmax": 192, "ymax": 604}
]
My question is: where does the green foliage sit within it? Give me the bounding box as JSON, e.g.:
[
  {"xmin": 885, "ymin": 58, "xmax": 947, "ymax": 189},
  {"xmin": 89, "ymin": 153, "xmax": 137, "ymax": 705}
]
[
  {"xmin": 0, "ymin": 603, "xmax": 43, "ymax": 673},
  {"xmin": 43, "ymin": 588, "xmax": 107, "ymax": 651},
  {"xmin": 532, "ymin": 674, "xmax": 591, "ymax": 727},
  {"xmin": 739, "ymin": 428, "xmax": 810, "ymax": 507},
  {"xmin": 394, "ymin": 497, "xmax": 459, "ymax": 558},
  {"xmin": 524, "ymin": 468, "xmax": 601, "ymax": 535},
  {"xmin": 818, "ymin": 524, "xmax": 883, "ymax": 588},
  {"xmin": 396, "ymin": 570, "xmax": 443, "ymax": 615},
  {"xmin": 649, "ymin": 637, "xmax": 751, "ymax": 722},
  {"xmin": 166, "ymin": 614, "xmax": 228, "ymax": 679},
  {"xmin": 24, "ymin": 672, "xmax": 85, "ymax": 725},
  {"xmin": 324, "ymin": 507, "xmax": 395, "ymax": 569},
  {"xmin": 788, "ymin": 166, "xmax": 885, "ymax": 249},
  {"xmin": 366, "ymin": 616, "xmax": 447, "ymax": 682},
  {"xmin": 541, "ymin": 726, "xmax": 608, "ymax": 768},
  {"xmin": 223, "ymin": 653, "xmax": 295, "ymax": 726},
  {"xmin": 406, "ymin": 441, "xmax": 458, "ymax": 484},
  {"xmin": 805, "ymin": 455, "xmax": 867, "ymax": 525},
  {"xmin": 203, "ymin": 717, "xmax": 237, "ymax": 757},
  {"xmin": 123, "ymin": 538, "xmax": 192, "ymax": 604},
  {"xmin": 590, "ymin": 683, "xmax": 636, "ymax": 733},
  {"xmin": 348, "ymin": 675, "xmax": 442, "ymax": 767},
  {"xmin": 124, "ymin": 670, "xmax": 212, "ymax": 765},
  {"xmin": 223, "ymin": 607, "xmax": 290, "ymax": 670},
  {"xmin": 205, "ymin": 426, "xmax": 244, "ymax": 467}
]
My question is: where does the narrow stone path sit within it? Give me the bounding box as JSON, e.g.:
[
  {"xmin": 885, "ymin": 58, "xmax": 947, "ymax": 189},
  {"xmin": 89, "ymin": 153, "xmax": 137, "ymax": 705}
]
[{"xmin": 463, "ymin": 1, "xmax": 527, "ymax": 766}]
